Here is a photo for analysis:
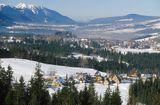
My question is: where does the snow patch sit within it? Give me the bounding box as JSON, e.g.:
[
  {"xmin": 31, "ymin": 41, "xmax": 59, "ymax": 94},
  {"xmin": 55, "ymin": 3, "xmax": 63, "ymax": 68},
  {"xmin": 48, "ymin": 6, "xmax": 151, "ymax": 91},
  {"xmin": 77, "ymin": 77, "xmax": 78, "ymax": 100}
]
[
  {"xmin": 16, "ymin": 3, "xmax": 40, "ymax": 14},
  {"xmin": 152, "ymin": 23, "xmax": 160, "ymax": 29},
  {"xmin": 110, "ymin": 28, "xmax": 145, "ymax": 33},
  {"xmin": 0, "ymin": 4, "xmax": 6, "ymax": 7},
  {"xmin": 16, "ymin": 3, "xmax": 28, "ymax": 9},
  {"xmin": 117, "ymin": 18, "xmax": 134, "ymax": 22},
  {"xmin": 115, "ymin": 47, "xmax": 160, "ymax": 54},
  {"xmin": 135, "ymin": 34, "xmax": 159, "ymax": 42},
  {"xmin": 69, "ymin": 53, "xmax": 107, "ymax": 62},
  {"xmin": 0, "ymin": 4, "xmax": 6, "ymax": 10}
]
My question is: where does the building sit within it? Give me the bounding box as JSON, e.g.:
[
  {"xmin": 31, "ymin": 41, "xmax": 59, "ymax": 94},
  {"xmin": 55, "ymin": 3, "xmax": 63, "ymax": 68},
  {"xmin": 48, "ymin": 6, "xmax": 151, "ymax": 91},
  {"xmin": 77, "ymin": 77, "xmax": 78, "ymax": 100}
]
[
  {"xmin": 128, "ymin": 69, "xmax": 141, "ymax": 78},
  {"xmin": 108, "ymin": 73, "xmax": 121, "ymax": 84}
]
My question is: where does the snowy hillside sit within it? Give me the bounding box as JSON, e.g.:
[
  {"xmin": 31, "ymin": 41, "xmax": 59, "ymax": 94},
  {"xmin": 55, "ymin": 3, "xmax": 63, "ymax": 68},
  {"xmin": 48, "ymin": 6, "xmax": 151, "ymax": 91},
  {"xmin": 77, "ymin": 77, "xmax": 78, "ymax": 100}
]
[
  {"xmin": 115, "ymin": 47, "xmax": 160, "ymax": 54},
  {"xmin": 1, "ymin": 58, "xmax": 130, "ymax": 105},
  {"xmin": 89, "ymin": 14, "xmax": 159, "ymax": 24},
  {"xmin": 1, "ymin": 58, "xmax": 106, "ymax": 81}
]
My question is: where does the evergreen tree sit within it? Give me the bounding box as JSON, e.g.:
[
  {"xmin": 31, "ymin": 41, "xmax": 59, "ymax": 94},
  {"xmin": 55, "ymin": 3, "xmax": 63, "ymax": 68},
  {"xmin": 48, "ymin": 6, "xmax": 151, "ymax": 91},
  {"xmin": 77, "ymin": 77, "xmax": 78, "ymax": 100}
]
[
  {"xmin": 29, "ymin": 63, "xmax": 50, "ymax": 105},
  {"xmin": 128, "ymin": 78, "xmax": 160, "ymax": 105},
  {"xmin": 103, "ymin": 86, "xmax": 111, "ymax": 105},
  {"xmin": 5, "ymin": 89, "xmax": 14, "ymax": 105},
  {"xmin": 0, "ymin": 64, "xmax": 6, "ymax": 105},
  {"xmin": 6, "ymin": 65, "xmax": 13, "ymax": 88},
  {"xmin": 56, "ymin": 81, "xmax": 80, "ymax": 105},
  {"xmin": 88, "ymin": 83, "xmax": 97, "ymax": 105},
  {"xmin": 14, "ymin": 76, "xmax": 26, "ymax": 105},
  {"xmin": 80, "ymin": 83, "xmax": 100, "ymax": 105},
  {"xmin": 52, "ymin": 93, "xmax": 60, "ymax": 105},
  {"xmin": 80, "ymin": 85, "xmax": 90, "ymax": 105},
  {"xmin": 110, "ymin": 87, "xmax": 121, "ymax": 105},
  {"xmin": 5, "ymin": 65, "xmax": 14, "ymax": 105}
]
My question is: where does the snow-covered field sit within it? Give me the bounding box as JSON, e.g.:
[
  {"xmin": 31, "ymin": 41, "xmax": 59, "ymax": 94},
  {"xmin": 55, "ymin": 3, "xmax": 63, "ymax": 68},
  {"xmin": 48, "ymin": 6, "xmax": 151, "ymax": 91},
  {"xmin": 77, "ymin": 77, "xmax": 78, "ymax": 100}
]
[
  {"xmin": 1, "ymin": 58, "xmax": 130, "ymax": 105},
  {"xmin": 135, "ymin": 34, "xmax": 159, "ymax": 42},
  {"xmin": 69, "ymin": 53, "xmax": 108, "ymax": 62},
  {"xmin": 115, "ymin": 47, "xmax": 160, "ymax": 54},
  {"xmin": 1, "ymin": 58, "xmax": 106, "ymax": 81}
]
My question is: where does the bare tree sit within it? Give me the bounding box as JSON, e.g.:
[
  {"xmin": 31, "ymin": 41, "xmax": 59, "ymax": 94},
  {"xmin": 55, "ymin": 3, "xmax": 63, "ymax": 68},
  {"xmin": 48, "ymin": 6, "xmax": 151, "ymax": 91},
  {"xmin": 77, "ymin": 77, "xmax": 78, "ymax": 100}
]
[{"xmin": 47, "ymin": 67, "xmax": 56, "ymax": 76}]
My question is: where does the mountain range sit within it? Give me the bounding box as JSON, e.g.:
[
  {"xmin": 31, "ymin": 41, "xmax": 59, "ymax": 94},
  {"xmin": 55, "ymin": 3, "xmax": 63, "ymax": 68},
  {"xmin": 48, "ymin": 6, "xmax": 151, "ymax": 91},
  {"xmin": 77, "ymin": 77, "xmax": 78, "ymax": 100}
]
[
  {"xmin": 1, "ymin": 3, "xmax": 160, "ymax": 26},
  {"xmin": 1, "ymin": 3, "xmax": 160, "ymax": 40},
  {"xmin": 0, "ymin": 3, "xmax": 75, "ymax": 25},
  {"xmin": 89, "ymin": 14, "xmax": 160, "ymax": 24}
]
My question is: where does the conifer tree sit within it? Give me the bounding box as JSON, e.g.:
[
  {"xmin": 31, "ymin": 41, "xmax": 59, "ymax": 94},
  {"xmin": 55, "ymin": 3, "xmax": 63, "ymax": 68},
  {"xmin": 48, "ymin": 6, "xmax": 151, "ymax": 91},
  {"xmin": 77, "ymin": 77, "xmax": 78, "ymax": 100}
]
[
  {"xmin": 0, "ymin": 64, "xmax": 6, "ymax": 105},
  {"xmin": 5, "ymin": 89, "xmax": 14, "ymax": 105},
  {"xmin": 110, "ymin": 87, "xmax": 122, "ymax": 105},
  {"xmin": 5, "ymin": 65, "xmax": 14, "ymax": 105},
  {"xmin": 52, "ymin": 93, "xmax": 60, "ymax": 105},
  {"xmin": 29, "ymin": 63, "xmax": 50, "ymax": 105},
  {"xmin": 88, "ymin": 83, "xmax": 96, "ymax": 105},
  {"xmin": 14, "ymin": 76, "xmax": 26, "ymax": 105},
  {"xmin": 6, "ymin": 65, "xmax": 13, "ymax": 88},
  {"xmin": 80, "ymin": 85, "xmax": 90, "ymax": 105},
  {"xmin": 103, "ymin": 86, "xmax": 111, "ymax": 105}
]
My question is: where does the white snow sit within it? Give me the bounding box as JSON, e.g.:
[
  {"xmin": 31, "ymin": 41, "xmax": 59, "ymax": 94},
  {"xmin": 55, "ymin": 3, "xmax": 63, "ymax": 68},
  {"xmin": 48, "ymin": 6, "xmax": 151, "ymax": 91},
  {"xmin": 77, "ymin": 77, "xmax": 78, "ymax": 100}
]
[
  {"xmin": 110, "ymin": 28, "xmax": 145, "ymax": 33},
  {"xmin": 16, "ymin": 3, "xmax": 39, "ymax": 14},
  {"xmin": 135, "ymin": 34, "xmax": 159, "ymax": 42},
  {"xmin": 0, "ymin": 4, "xmax": 6, "ymax": 7},
  {"xmin": 152, "ymin": 23, "xmax": 160, "ymax": 29},
  {"xmin": 69, "ymin": 53, "xmax": 107, "ymax": 62},
  {"xmin": 16, "ymin": 3, "xmax": 28, "ymax": 9},
  {"xmin": 115, "ymin": 47, "xmax": 160, "ymax": 54},
  {"xmin": 140, "ymin": 18, "xmax": 160, "ymax": 25},
  {"xmin": 117, "ymin": 18, "xmax": 134, "ymax": 22},
  {"xmin": 16, "ymin": 3, "xmax": 35, "ymax": 9},
  {"xmin": 0, "ymin": 58, "xmax": 130, "ymax": 105},
  {"xmin": 0, "ymin": 4, "xmax": 6, "ymax": 10},
  {"xmin": 1, "ymin": 58, "xmax": 106, "ymax": 81}
]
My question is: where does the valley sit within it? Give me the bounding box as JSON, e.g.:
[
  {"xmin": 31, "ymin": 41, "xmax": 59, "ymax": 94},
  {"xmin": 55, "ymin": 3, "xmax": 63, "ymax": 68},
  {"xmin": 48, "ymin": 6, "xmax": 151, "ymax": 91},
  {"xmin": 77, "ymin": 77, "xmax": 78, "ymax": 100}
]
[
  {"xmin": 1, "ymin": 3, "xmax": 160, "ymax": 40},
  {"xmin": 1, "ymin": 2, "xmax": 160, "ymax": 105}
]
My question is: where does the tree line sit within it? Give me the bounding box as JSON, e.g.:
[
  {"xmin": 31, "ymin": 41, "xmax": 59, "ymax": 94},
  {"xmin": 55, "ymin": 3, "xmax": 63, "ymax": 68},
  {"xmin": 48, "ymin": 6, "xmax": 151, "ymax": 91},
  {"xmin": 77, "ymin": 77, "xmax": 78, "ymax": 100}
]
[
  {"xmin": 1, "ymin": 37, "xmax": 160, "ymax": 73},
  {"xmin": 0, "ymin": 38, "xmax": 129, "ymax": 73}
]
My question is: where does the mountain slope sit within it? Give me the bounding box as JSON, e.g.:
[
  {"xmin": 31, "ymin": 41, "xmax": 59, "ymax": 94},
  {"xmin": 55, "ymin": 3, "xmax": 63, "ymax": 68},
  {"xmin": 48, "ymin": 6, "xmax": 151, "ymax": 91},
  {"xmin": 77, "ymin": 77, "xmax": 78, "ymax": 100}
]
[
  {"xmin": 0, "ymin": 3, "xmax": 75, "ymax": 25},
  {"xmin": 89, "ymin": 14, "xmax": 160, "ymax": 24}
]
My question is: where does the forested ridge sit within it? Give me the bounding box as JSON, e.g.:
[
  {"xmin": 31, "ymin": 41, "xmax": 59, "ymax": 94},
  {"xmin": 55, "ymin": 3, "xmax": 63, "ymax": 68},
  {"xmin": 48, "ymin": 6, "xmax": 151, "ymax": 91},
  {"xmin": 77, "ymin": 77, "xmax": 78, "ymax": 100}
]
[{"xmin": 1, "ymin": 37, "xmax": 160, "ymax": 73}]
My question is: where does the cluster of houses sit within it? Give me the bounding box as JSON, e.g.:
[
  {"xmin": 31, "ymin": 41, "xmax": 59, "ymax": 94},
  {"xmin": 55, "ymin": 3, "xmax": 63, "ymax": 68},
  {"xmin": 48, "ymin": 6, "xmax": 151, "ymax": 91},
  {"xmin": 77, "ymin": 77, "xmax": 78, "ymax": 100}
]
[
  {"xmin": 44, "ymin": 71, "xmax": 125, "ymax": 89},
  {"xmin": 45, "ymin": 71, "xmax": 140, "ymax": 88},
  {"xmin": 44, "ymin": 69, "xmax": 159, "ymax": 90}
]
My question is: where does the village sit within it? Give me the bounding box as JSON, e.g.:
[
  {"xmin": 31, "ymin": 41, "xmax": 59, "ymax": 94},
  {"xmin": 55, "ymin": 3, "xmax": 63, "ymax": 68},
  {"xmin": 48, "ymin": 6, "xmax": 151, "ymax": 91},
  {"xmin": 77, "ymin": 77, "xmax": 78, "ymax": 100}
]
[
  {"xmin": 1, "ymin": 33, "xmax": 160, "ymax": 54},
  {"xmin": 44, "ymin": 69, "xmax": 159, "ymax": 91}
]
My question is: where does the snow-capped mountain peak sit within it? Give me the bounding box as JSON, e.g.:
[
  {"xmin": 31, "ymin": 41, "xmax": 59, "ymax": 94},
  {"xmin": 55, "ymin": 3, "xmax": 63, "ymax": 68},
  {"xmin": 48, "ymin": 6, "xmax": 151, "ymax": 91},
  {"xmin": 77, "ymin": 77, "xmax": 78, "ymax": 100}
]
[
  {"xmin": 0, "ymin": 4, "xmax": 6, "ymax": 10},
  {"xmin": 0, "ymin": 3, "xmax": 75, "ymax": 24},
  {"xmin": 16, "ymin": 3, "xmax": 28, "ymax": 9},
  {"xmin": 16, "ymin": 3, "xmax": 41, "ymax": 14},
  {"xmin": 16, "ymin": 3, "xmax": 37, "ymax": 9},
  {"xmin": 0, "ymin": 4, "xmax": 6, "ymax": 7},
  {"xmin": 16, "ymin": 3, "xmax": 41, "ymax": 10}
]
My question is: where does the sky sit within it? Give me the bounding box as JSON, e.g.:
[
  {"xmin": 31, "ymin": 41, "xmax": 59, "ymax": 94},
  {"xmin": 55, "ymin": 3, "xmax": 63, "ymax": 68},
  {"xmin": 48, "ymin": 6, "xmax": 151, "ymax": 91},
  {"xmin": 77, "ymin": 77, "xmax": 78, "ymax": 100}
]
[{"xmin": 1, "ymin": 0, "xmax": 160, "ymax": 21}]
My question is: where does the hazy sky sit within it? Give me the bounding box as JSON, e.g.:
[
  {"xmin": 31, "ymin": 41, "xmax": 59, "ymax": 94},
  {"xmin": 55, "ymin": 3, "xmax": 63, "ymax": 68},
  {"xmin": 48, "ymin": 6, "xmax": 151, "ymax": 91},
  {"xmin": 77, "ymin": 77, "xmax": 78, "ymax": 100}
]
[{"xmin": 1, "ymin": 0, "xmax": 160, "ymax": 21}]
